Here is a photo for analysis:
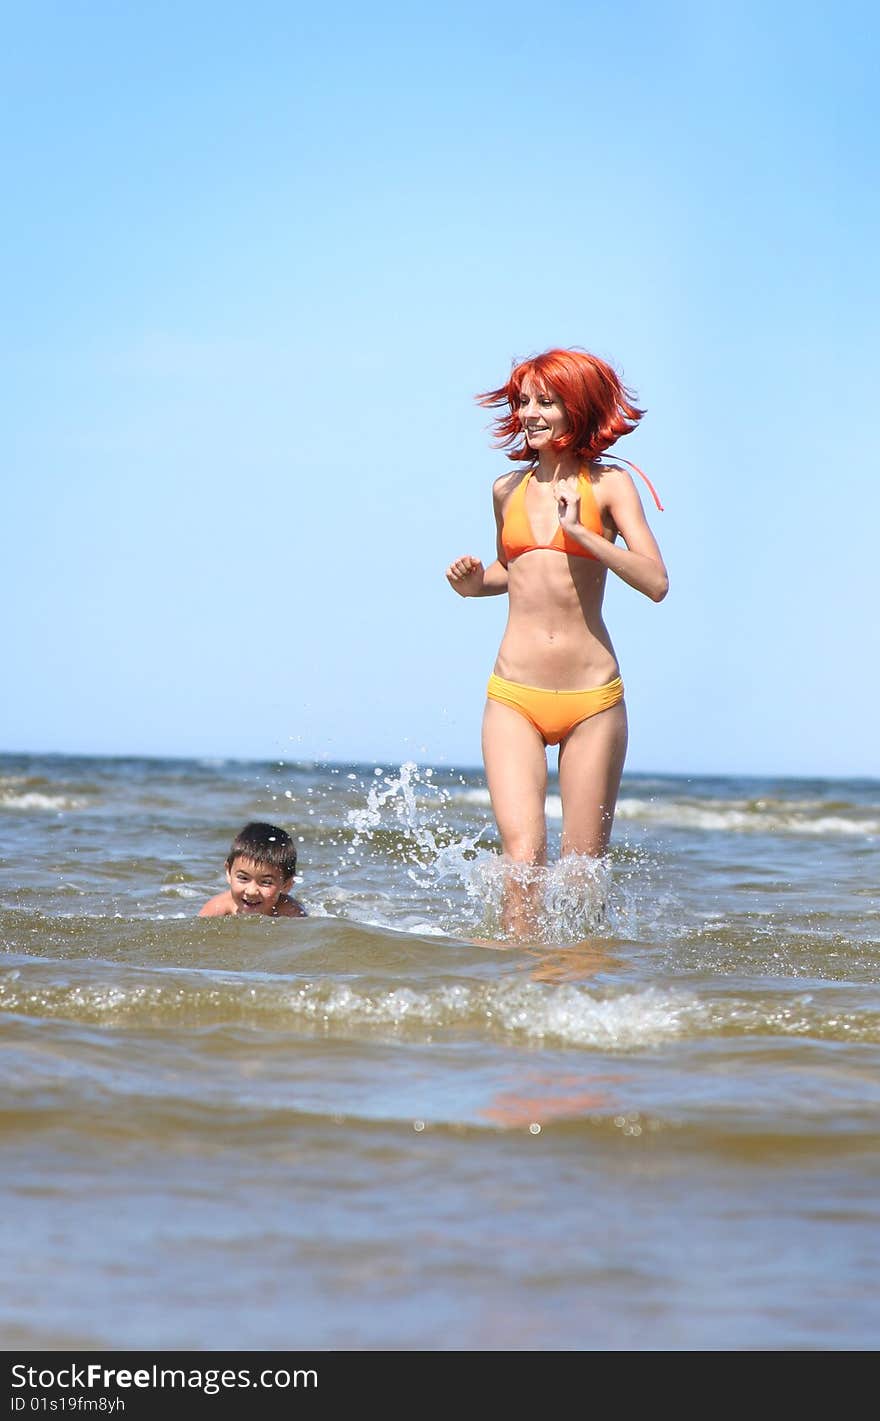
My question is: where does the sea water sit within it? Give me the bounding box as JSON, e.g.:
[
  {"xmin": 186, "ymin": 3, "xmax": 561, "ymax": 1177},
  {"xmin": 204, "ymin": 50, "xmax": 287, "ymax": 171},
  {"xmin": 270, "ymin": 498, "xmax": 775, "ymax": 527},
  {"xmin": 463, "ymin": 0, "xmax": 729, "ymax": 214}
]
[{"xmin": 1, "ymin": 752, "xmax": 878, "ymax": 1349}]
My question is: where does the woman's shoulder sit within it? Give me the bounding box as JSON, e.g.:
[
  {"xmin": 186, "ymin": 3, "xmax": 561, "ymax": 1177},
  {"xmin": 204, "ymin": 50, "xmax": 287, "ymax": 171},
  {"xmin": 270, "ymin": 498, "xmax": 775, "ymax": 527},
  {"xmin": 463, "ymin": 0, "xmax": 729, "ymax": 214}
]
[
  {"xmin": 586, "ymin": 459, "xmax": 636, "ymax": 503},
  {"xmin": 492, "ymin": 468, "xmax": 527, "ymax": 502},
  {"xmin": 587, "ymin": 458, "xmax": 630, "ymax": 482},
  {"xmin": 590, "ymin": 457, "xmax": 664, "ymax": 511}
]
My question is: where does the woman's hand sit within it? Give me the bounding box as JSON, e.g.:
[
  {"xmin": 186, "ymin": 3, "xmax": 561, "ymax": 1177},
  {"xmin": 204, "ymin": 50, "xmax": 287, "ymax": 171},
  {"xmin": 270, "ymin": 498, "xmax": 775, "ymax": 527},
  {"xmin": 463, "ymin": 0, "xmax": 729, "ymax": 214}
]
[
  {"xmin": 556, "ymin": 481, "xmax": 581, "ymax": 532},
  {"xmin": 445, "ymin": 556, "xmax": 486, "ymax": 597}
]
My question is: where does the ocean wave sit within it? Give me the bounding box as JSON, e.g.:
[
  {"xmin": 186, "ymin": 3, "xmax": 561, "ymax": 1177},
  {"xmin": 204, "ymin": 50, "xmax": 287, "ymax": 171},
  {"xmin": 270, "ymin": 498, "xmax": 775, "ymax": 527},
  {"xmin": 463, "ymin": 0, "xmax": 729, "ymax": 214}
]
[
  {"xmin": 0, "ymin": 963, "xmax": 692, "ymax": 1044},
  {"xmin": 454, "ymin": 787, "xmax": 566, "ymax": 821},
  {"xmin": 451, "ymin": 787, "xmax": 879, "ymax": 837},
  {"xmin": 0, "ymin": 791, "xmax": 81, "ymax": 812},
  {"xmin": 3, "ymin": 962, "xmax": 878, "ymax": 1047},
  {"xmin": 614, "ymin": 798, "xmax": 880, "ymax": 837}
]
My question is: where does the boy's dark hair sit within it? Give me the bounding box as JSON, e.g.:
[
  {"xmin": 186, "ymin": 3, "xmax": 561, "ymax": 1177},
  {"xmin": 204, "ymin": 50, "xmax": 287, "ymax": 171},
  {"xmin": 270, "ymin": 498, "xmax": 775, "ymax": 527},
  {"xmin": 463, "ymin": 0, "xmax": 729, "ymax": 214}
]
[{"xmin": 226, "ymin": 822, "xmax": 297, "ymax": 880}]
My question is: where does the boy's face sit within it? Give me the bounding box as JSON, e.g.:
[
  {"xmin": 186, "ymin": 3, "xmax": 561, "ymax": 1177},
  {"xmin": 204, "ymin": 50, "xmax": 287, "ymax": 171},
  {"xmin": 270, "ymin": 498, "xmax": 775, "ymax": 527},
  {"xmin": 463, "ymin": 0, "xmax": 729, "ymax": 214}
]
[{"xmin": 225, "ymin": 856, "xmax": 292, "ymax": 915}]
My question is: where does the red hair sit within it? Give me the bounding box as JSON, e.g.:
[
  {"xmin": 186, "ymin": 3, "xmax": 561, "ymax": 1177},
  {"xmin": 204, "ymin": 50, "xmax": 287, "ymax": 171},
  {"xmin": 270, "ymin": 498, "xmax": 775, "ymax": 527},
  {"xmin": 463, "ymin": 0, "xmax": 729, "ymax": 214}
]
[{"xmin": 478, "ymin": 347, "xmax": 644, "ymax": 463}]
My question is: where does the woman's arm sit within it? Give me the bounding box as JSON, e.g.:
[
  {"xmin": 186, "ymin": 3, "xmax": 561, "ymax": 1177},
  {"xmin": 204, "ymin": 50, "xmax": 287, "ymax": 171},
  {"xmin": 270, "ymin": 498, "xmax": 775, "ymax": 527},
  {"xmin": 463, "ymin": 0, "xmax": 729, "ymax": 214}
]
[
  {"xmin": 445, "ymin": 556, "xmax": 508, "ymax": 597},
  {"xmin": 558, "ymin": 466, "xmax": 669, "ymax": 602},
  {"xmin": 445, "ymin": 478, "xmax": 511, "ymax": 598}
]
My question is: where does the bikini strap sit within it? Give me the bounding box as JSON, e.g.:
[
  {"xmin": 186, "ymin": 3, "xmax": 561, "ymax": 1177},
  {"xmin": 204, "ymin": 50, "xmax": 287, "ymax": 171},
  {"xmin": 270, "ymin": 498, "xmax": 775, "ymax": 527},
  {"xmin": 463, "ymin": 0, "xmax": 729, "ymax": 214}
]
[{"xmin": 598, "ymin": 455, "xmax": 664, "ymax": 512}]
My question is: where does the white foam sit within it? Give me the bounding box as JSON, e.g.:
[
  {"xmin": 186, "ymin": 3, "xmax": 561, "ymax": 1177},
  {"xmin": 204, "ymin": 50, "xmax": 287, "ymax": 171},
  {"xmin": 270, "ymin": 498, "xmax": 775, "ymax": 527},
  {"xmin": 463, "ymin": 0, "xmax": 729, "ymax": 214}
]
[
  {"xmin": 448, "ymin": 786, "xmax": 565, "ymax": 821},
  {"xmin": 347, "ymin": 915, "xmax": 448, "ymax": 938},
  {"xmin": 0, "ymin": 792, "xmax": 79, "ymax": 811},
  {"xmin": 281, "ymin": 978, "xmax": 698, "ymax": 1048},
  {"xmin": 455, "ymin": 788, "xmax": 492, "ymax": 807},
  {"xmin": 455, "ymin": 787, "xmax": 878, "ymax": 837},
  {"xmin": 615, "ymin": 798, "xmax": 879, "ymax": 837}
]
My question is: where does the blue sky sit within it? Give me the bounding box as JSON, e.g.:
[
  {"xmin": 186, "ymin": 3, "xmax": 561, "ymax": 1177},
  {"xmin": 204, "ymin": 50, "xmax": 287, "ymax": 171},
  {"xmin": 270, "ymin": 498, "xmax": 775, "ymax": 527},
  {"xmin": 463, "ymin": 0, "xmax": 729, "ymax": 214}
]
[{"xmin": 3, "ymin": 0, "xmax": 878, "ymax": 776}]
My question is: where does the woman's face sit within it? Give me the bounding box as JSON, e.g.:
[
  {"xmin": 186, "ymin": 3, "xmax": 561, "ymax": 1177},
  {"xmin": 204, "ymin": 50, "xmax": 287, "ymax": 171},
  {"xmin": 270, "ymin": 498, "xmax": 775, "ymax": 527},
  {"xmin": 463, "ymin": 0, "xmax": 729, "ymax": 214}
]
[{"xmin": 517, "ymin": 376, "xmax": 570, "ymax": 450}]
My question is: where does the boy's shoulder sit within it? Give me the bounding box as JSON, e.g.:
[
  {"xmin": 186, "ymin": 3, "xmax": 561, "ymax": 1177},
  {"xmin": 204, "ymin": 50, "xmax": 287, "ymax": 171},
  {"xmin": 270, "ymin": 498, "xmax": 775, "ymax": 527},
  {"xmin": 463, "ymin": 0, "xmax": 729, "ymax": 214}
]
[
  {"xmin": 276, "ymin": 895, "xmax": 307, "ymax": 918},
  {"xmin": 198, "ymin": 890, "xmax": 235, "ymax": 918}
]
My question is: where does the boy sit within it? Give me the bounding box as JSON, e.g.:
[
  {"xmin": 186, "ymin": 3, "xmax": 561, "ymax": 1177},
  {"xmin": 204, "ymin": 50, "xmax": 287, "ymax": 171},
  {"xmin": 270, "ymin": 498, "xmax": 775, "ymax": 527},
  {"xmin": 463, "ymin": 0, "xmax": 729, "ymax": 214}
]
[{"xmin": 198, "ymin": 821, "xmax": 306, "ymax": 918}]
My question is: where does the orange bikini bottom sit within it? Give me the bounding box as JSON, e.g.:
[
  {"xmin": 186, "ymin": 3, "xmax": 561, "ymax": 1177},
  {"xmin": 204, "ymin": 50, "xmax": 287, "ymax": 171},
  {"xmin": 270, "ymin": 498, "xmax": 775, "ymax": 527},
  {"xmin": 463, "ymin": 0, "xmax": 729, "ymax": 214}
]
[{"xmin": 486, "ymin": 673, "xmax": 624, "ymax": 746}]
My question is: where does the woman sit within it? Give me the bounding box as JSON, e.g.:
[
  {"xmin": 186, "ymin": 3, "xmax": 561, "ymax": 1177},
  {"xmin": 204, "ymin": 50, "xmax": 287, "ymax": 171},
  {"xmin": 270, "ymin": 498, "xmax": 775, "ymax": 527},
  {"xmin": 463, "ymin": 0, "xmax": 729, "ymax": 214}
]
[{"xmin": 446, "ymin": 347, "xmax": 668, "ymax": 936}]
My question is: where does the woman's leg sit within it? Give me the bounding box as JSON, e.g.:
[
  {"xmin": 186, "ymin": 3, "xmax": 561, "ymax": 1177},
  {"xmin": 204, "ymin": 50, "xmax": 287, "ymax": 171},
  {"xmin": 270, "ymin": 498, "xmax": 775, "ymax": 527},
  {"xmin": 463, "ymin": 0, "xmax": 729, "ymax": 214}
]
[
  {"xmin": 557, "ymin": 700, "xmax": 628, "ymax": 857},
  {"xmin": 482, "ymin": 698, "xmax": 548, "ymax": 937}
]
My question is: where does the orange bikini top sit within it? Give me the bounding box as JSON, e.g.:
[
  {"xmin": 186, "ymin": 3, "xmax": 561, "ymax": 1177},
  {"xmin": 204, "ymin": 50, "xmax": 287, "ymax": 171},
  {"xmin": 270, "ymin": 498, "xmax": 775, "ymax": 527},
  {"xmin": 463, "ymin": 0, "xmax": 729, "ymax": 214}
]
[{"xmin": 500, "ymin": 458, "xmax": 664, "ymax": 563}]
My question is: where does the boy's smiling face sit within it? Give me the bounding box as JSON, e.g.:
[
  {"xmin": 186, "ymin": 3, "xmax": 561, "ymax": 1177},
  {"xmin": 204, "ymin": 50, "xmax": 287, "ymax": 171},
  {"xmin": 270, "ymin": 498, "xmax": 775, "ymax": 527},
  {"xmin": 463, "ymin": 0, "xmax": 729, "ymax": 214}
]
[{"xmin": 225, "ymin": 856, "xmax": 292, "ymax": 915}]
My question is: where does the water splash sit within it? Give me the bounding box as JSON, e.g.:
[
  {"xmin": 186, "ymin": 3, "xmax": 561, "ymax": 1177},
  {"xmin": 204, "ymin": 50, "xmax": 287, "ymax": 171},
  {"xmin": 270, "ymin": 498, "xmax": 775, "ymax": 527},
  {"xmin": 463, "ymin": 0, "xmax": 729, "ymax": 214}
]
[
  {"xmin": 334, "ymin": 761, "xmax": 657, "ymax": 946},
  {"xmin": 347, "ymin": 762, "xmax": 489, "ymax": 874},
  {"xmin": 465, "ymin": 854, "xmax": 614, "ymax": 945},
  {"xmin": 347, "ymin": 761, "xmax": 437, "ymax": 841}
]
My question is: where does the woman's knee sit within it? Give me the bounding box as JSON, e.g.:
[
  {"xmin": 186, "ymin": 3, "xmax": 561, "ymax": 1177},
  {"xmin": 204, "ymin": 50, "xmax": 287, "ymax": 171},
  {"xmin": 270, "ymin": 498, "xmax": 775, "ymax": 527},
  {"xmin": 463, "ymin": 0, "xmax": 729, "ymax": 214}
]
[{"xmin": 501, "ymin": 831, "xmax": 546, "ymax": 864}]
